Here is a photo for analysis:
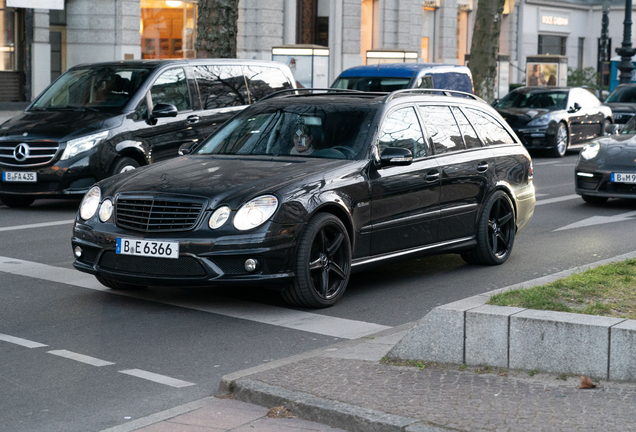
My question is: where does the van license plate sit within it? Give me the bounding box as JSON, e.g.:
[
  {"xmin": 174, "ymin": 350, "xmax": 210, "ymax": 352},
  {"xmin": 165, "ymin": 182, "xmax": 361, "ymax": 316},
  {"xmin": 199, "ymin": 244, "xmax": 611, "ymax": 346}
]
[
  {"xmin": 2, "ymin": 172, "xmax": 37, "ymax": 182},
  {"xmin": 116, "ymin": 238, "xmax": 179, "ymax": 259}
]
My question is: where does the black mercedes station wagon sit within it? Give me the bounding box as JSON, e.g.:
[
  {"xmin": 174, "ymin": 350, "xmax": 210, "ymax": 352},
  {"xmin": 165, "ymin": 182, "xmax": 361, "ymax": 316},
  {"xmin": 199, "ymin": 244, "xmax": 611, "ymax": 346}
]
[
  {"xmin": 72, "ymin": 89, "xmax": 536, "ymax": 308},
  {"xmin": 0, "ymin": 59, "xmax": 295, "ymax": 207}
]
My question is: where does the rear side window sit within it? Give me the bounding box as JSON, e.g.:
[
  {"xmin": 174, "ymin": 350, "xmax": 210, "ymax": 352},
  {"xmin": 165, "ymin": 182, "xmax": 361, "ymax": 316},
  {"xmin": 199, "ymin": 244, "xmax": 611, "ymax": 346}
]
[
  {"xmin": 378, "ymin": 107, "xmax": 427, "ymax": 158},
  {"xmin": 192, "ymin": 65, "xmax": 248, "ymax": 109},
  {"xmin": 452, "ymin": 107, "xmax": 482, "ymax": 149},
  {"xmin": 419, "ymin": 105, "xmax": 464, "ymax": 154},
  {"xmin": 242, "ymin": 66, "xmax": 293, "ymax": 103},
  {"xmin": 465, "ymin": 108, "xmax": 515, "ymax": 145},
  {"xmin": 150, "ymin": 68, "xmax": 191, "ymax": 112}
]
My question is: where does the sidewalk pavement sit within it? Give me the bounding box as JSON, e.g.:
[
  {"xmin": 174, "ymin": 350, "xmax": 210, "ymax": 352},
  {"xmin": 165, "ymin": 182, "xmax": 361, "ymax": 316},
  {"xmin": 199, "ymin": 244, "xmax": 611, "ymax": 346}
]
[{"xmin": 103, "ymin": 322, "xmax": 636, "ymax": 432}]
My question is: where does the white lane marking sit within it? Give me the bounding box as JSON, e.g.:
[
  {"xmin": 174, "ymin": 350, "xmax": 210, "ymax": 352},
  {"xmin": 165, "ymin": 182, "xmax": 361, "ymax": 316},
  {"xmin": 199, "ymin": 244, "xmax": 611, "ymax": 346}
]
[
  {"xmin": 535, "ymin": 194, "xmax": 580, "ymax": 206},
  {"xmin": 554, "ymin": 210, "xmax": 636, "ymax": 231},
  {"xmin": 0, "ymin": 257, "xmax": 390, "ymax": 339},
  {"xmin": 0, "ymin": 333, "xmax": 47, "ymax": 348},
  {"xmin": 0, "ymin": 219, "xmax": 75, "ymax": 233},
  {"xmin": 48, "ymin": 349, "xmax": 115, "ymax": 367},
  {"xmin": 533, "ymin": 161, "xmax": 561, "ymax": 166},
  {"xmin": 119, "ymin": 369, "xmax": 195, "ymax": 388}
]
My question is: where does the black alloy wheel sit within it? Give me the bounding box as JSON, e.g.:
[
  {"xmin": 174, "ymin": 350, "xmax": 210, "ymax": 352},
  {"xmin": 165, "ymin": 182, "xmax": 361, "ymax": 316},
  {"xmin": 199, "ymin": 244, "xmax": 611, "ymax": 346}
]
[
  {"xmin": 282, "ymin": 213, "xmax": 351, "ymax": 308},
  {"xmin": 461, "ymin": 191, "xmax": 516, "ymax": 265},
  {"xmin": 0, "ymin": 196, "xmax": 35, "ymax": 208},
  {"xmin": 96, "ymin": 275, "xmax": 147, "ymax": 291}
]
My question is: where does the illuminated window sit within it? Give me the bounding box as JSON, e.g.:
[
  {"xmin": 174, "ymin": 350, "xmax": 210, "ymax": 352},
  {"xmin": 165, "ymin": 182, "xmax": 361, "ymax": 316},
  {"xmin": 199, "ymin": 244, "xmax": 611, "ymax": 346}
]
[
  {"xmin": 421, "ymin": 37, "xmax": 429, "ymax": 63},
  {"xmin": 0, "ymin": 0, "xmax": 16, "ymax": 71},
  {"xmin": 361, "ymin": 0, "xmax": 379, "ymax": 65},
  {"xmin": 141, "ymin": 0, "xmax": 197, "ymax": 59}
]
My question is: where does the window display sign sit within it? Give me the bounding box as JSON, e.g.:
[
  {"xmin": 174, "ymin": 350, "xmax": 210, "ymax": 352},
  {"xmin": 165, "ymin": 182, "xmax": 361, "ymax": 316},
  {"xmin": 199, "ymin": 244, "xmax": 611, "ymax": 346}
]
[
  {"xmin": 7, "ymin": 0, "xmax": 64, "ymax": 8},
  {"xmin": 527, "ymin": 62, "xmax": 558, "ymax": 86},
  {"xmin": 538, "ymin": 8, "xmax": 570, "ymax": 33}
]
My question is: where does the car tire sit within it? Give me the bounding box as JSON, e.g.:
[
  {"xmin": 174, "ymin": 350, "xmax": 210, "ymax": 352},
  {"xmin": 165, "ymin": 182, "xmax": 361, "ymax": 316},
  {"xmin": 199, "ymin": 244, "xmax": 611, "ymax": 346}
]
[
  {"xmin": 96, "ymin": 275, "xmax": 147, "ymax": 291},
  {"xmin": 602, "ymin": 118, "xmax": 612, "ymax": 136},
  {"xmin": 110, "ymin": 157, "xmax": 139, "ymax": 175},
  {"xmin": 281, "ymin": 213, "xmax": 351, "ymax": 308},
  {"xmin": 462, "ymin": 190, "xmax": 516, "ymax": 266},
  {"xmin": 550, "ymin": 122, "xmax": 569, "ymax": 158},
  {"xmin": 0, "ymin": 196, "xmax": 35, "ymax": 208},
  {"xmin": 581, "ymin": 195, "xmax": 608, "ymax": 205}
]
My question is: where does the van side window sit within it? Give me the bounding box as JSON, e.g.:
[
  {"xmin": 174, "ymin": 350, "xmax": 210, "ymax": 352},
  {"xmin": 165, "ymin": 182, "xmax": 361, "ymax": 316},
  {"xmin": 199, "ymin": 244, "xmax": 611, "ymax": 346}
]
[
  {"xmin": 150, "ymin": 68, "xmax": 191, "ymax": 111},
  {"xmin": 378, "ymin": 107, "xmax": 426, "ymax": 158},
  {"xmin": 242, "ymin": 66, "xmax": 293, "ymax": 103},
  {"xmin": 419, "ymin": 105, "xmax": 464, "ymax": 154},
  {"xmin": 465, "ymin": 108, "xmax": 515, "ymax": 145},
  {"xmin": 452, "ymin": 107, "xmax": 482, "ymax": 149},
  {"xmin": 192, "ymin": 65, "xmax": 248, "ymax": 109}
]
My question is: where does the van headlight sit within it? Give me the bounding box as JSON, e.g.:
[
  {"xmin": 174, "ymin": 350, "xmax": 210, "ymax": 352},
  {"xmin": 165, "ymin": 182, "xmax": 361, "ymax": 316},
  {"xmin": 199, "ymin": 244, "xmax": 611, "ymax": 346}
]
[
  {"xmin": 581, "ymin": 141, "xmax": 601, "ymax": 160},
  {"xmin": 233, "ymin": 195, "xmax": 278, "ymax": 231},
  {"xmin": 79, "ymin": 186, "xmax": 101, "ymax": 220},
  {"xmin": 61, "ymin": 131, "xmax": 109, "ymax": 160}
]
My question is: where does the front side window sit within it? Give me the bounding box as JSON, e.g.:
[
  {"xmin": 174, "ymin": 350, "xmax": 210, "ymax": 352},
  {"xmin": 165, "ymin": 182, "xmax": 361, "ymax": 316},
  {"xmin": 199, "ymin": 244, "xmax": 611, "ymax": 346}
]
[
  {"xmin": 150, "ymin": 68, "xmax": 191, "ymax": 111},
  {"xmin": 31, "ymin": 67, "xmax": 151, "ymax": 111},
  {"xmin": 465, "ymin": 108, "xmax": 515, "ymax": 145},
  {"xmin": 419, "ymin": 105, "xmax": 463, "ymax": 154},
  {"xmin": 377, "ymin": 107, "xmax": 426, "ymax": 158}
]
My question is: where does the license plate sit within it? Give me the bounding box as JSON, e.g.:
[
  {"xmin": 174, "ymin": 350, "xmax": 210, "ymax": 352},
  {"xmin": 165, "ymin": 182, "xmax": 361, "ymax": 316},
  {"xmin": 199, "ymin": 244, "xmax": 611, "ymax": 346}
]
[
  {"xmin": 2, "ymin": 172, "xmax": 37, "ymax": 182},
  {"xmin": 116, "ymin": 238, "xmax": 179, "ymax": 259},
  {"xmin": 611, "ymin": 173, "xmax": 636, "ymax": 183}
]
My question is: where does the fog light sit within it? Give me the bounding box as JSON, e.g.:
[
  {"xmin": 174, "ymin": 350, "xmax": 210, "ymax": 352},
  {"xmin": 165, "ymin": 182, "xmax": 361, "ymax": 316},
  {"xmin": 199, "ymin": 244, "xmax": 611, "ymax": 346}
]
[
  {"xmin": 74, "ymin": 246, "xmax": 83, "ymax": 258},
  {"xmin": 244, "ymin": 258, "xmax": 258, "ymax": 272}
]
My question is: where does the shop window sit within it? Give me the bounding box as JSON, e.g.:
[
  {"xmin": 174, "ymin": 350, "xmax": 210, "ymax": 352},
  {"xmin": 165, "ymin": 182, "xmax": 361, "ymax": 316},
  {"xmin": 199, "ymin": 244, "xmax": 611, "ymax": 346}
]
[
  {"xmin": 538, "ymin": 35, "xmax": 566, "ymax": 56},
  {"xmin": 457, "ymin": 10, "xmax": 469, "ymax": 64},
  {"xmin": 0, "ymin": 3, "xmax": 16, "ymax": 71},
  {"xmin": 361, "ymin": 0, "xmax": 379, "ymax": 64},
  {"xmin": 141, "ymin": 0, "xmax": 197, "ymax": 59}
]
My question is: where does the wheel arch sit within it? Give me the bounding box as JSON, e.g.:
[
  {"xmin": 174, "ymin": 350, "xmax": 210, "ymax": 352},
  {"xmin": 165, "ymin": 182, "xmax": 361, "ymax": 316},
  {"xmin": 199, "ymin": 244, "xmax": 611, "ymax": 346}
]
[
  {"xmin": 311, "ymin": 202, "xmax": 355, "ymax": 248},
  {"xmin": 479, "ymin": 184, "xmax": 518, "ymax": 231}
]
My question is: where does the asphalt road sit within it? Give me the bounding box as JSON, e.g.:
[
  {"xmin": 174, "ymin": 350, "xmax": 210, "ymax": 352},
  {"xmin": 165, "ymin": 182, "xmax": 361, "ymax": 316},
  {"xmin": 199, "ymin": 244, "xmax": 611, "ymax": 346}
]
[{"xmin": 1, "ymin": 151, "xmax": 635, "ymax": 432}]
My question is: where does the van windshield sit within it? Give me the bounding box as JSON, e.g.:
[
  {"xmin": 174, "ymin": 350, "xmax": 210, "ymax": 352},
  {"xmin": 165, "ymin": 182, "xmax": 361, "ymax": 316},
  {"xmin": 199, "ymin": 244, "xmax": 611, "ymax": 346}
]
[
  {"xmin": 31, "ymin": 67, "xmax": 151, "ymax": 111},
  {"xmin": 332, "ymin": 76, "xmax": 410, "ymax": 92}
]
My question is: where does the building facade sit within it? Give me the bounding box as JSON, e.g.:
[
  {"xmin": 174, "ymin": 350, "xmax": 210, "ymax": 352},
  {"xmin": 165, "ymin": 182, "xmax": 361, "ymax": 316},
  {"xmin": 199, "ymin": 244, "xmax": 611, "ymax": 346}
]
[{"xmin": 2, "ymin": 0, "xmax": 635, "ymax": 102}]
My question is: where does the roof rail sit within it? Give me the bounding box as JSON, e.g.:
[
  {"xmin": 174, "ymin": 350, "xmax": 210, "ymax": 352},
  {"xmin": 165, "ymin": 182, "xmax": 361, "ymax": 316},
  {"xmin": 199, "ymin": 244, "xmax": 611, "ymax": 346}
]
[
  {"xmin": 258, "ymin": 88, "xmax": 383, "ymax": 102},
  {"xmin": 383, "ymin": 88, "xmax": 485, "ymax": 104}
]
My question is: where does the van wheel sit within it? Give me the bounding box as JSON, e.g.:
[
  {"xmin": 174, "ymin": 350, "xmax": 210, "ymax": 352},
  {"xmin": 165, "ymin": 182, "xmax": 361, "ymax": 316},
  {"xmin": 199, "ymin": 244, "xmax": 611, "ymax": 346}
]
[
  {"xmin": 0, "ymin": 196, "xmax": 35, "ymax": 208},
  {"xmin": 96, "ymin": 275, "xmax": 147, "ymax": 291},
  {"xmin": 110, "ymin": 157, "xmax": 139, "ymax": 175}
]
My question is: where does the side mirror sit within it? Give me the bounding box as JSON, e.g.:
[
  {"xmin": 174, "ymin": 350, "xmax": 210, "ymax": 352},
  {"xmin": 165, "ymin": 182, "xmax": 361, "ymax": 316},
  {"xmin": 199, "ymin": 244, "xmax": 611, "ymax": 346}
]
[
  {"xmin": 491, "ymin": 99, "xmax": 500, "ymax": 107},
  {"xmin": 605, "ymin": 123, "xmax": 623, "ymax": 135},
  {"xmin": 151, "ymin": 103, "xmax": 178, "ymax": 118},
  {"xmin": 178, "ymin": 141, "xmax": 197, "ymax": 156},
  {"xmin": 378, "ymin": 147, "xmax": 413, "ymax": 167},
  {"xmin": 568, "ymin": 102, "xmax": 582, "ymax": 113}
]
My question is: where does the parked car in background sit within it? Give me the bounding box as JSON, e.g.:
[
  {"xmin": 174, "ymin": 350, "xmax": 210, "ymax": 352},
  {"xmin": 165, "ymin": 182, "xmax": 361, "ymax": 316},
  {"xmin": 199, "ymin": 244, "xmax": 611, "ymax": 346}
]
[
  {"xmin": 493, "ymin": 86, "xmax": 613, "ymax": 157},
  {"xmin": 0, "ymin": 59, "xmax": 295, "ymax": 208},
  {"xmin": 575, "ymin": 114, "xmax": 636, "ymax": 204},
  {"xmin": 331, "ymin": 63, "xmax": 474, "ymax": 94},
  {"xmin": 603, "ymin": 84, "xmax": 636, "ymax": 125},
  {"xmin": 72, "ymin": 89, "xmax": 535, "ymax": 308}
]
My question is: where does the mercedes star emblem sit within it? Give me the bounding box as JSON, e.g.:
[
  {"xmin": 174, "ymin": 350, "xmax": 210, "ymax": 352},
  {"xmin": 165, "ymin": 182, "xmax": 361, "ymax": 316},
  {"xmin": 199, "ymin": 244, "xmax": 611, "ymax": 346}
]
[{"xmin": 13, "ymin": 143, "xmax": 30, "ymax": 162}]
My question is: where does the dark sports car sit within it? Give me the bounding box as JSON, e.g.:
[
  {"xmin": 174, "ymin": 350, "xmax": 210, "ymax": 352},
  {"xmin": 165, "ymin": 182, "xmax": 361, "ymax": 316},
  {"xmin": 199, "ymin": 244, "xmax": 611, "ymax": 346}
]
[
  {"xmin": 494, "ymin": 86, "xmax": 612, "ymax": 157},
  {"xmin": 72, "ymin": 89, "xmax": 535, "ymax": 308},
  {"xmin": 575, "ymin": 114, "xmax": 636, "ymax": 204}
]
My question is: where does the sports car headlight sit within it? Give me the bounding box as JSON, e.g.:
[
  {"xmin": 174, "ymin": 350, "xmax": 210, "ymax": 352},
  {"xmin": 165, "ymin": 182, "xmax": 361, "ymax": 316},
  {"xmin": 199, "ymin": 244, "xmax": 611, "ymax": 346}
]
[
  {"xmin": 79, "ymin": 186, "xmax": 101, "ymax": 220},
  {"xmin": 61, "ymin": 131, "xmax": 109, "ymax": 160},
  {"xmin": 527, "ymin": 114, "xmax": 552, "ymax": 127},
  {"xmin": 581, "ymin": 141, "xmax": 601, "ymax": 160},
  {"xmin": 233, "ymin": 195, "xmax": 278, "ymax": 231},
  {"xmin": 209, "ymin": 206, "xmax": 231, "ymax": 229}
]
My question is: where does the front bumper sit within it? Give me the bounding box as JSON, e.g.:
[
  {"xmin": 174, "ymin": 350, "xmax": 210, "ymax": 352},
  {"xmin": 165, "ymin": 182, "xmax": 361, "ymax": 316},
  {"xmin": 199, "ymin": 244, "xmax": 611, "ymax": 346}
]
[
  {"xmin": 72, "ymin": 220, "xmax": 301, "ymax": 289},
  {"xmin": 575, "ymin": 170, "xmax": 636, "ymax": 199},
  {"xmin": 513, "ymin": 126, "xmax": 552, "ymax": 149}
]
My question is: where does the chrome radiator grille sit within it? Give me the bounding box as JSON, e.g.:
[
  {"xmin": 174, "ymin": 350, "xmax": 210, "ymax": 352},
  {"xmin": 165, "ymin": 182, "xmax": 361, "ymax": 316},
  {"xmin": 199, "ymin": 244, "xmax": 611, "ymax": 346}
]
[{"xmin": 0, "ymin": 141, "xmax": 59, "ymax": 166}]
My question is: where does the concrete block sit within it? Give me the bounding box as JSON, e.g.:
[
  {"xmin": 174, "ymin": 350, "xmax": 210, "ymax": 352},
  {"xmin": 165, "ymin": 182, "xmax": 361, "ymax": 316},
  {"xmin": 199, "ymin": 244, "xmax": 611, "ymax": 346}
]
[
  {"xmin": 387, "ymin": 296, "xmax": 487, "ymax": 364},
  {"xmin": 609, "ymin": 320, "xmax": 636, "ymax": 381},
  {"xmin": 509, "ymin": 309, "xmax": 625, "ymax": 378},
  {"xmin": 466, "ymin": 305, "xmax": 525, "ymax": 368}
]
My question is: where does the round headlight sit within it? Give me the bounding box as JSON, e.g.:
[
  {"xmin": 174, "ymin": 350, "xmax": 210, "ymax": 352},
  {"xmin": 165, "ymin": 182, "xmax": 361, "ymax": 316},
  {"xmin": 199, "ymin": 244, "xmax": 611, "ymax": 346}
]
[
  {"xmin": 209, "ymin": 206, "xmax": 231, "ymax": 229},
  {"xmin": 581, "ymin": 141, "xmax": 600, "ymax": 160},
  {"xmin": 98, "ymin": 198, "xmax": 113, "ymax": 222},
  {"xmin": 233, "ymin": 195, "xmax": 278, "ymax": 231},
  {"xmin": 79, "ymin": 186, "xmax": 101, "ymax": 221}
]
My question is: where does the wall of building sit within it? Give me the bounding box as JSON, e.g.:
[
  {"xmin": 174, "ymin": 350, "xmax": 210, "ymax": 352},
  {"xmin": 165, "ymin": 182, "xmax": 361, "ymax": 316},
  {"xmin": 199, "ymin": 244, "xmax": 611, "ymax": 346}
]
[{"xmin": 31, "ymin": 9, "xmax": 50, "ymax": 99}]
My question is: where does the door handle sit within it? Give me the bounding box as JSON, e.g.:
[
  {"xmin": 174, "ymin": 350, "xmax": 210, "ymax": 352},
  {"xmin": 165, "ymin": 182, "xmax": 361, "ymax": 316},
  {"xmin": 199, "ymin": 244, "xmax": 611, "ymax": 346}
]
[
  {"xmin": 187, "ymin": 115, "xmax": 200, "ymax": 124},
  {"xmin": 477, "ymin": 162, "xmax": 489, "ymax": 172},
  {"xmin": 425, "ymin": 171, "xmax": 440, "ymax": 182}
]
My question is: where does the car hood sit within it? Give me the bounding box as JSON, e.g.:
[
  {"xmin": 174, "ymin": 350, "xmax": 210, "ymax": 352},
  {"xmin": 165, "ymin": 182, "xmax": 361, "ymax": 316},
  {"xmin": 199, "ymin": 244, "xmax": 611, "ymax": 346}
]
[
  {"xmin": 603, "ymin": 102, "xmax": 636, "ymax": 113},
  {"xmin": 101, "ymin": 155, "xmax": 361, "ymax": 209},
  {"xmin": 599, "ymin": 134, "xmax": 636, "ymax": 168},
  {"xmin": 0, "ymin": 110, "xmax": 121, "ymax": 141},
  {"xmin": 495, "ymin": 107, "xmax": 551, "ymax": 128}
]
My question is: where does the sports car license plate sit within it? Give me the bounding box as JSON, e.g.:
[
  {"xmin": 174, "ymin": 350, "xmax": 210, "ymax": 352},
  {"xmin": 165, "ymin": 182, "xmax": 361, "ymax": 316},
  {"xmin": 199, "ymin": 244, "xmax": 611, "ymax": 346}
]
[
  {"xmin": 2, "ymin": 172, "xmax": 37, "ymax": 182},
  {"xmin": 116, "ymin": 238, "xmax": 179, "ymax": 259},
  {"xmin": 611, "ymin": 173, "xmax": 636, "ymax": 183}
]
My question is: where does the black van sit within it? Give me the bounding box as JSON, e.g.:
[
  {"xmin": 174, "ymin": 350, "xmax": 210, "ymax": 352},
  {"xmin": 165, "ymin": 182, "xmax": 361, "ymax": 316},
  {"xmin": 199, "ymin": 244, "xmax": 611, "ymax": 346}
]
[{"xmin": 0, "ymin": 59, "xmax": 295, "ymax": 207}]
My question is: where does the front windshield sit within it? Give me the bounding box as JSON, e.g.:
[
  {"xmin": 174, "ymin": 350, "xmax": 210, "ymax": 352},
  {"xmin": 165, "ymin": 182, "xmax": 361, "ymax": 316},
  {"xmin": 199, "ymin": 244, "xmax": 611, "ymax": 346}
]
[
  {"xmin": 495, "ymin": 90, "xmax": 568, "ymax": 111},
  {"xmin": 606, "ymin": 86, "xmax": 636, "ymax": 103},
  {"xmin": 31, "ymin": 67, "xmax": 150, "ymax": 111},
  {"xmin": 196, "ymin": 101, "xmax": 378, "ymax": 160},
  {"xmin": 332, "ymin": 76, "xmax": 410, "ymax": 92}
]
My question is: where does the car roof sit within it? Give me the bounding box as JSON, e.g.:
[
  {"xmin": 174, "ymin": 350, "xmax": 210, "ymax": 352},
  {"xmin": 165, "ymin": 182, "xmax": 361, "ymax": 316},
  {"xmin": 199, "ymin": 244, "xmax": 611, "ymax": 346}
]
[
  {"xmin": 69, "ymin": 58, "xmax": 289, "ymax": 71},
  {"xmin": 338, "ymin": 63, "xmax": 470, "ymax": 78},
  {"xmin": 513, "ymin": 86, "xmax": 571, "ymax": 93}
]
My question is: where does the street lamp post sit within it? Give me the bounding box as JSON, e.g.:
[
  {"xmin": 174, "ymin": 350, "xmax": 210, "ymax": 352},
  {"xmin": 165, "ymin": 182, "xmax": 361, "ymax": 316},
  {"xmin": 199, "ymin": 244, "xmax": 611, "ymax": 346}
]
[
  {"xmin": 598, "ymin": 1, "xmax": 610, "ymax": 97},
  {"xmin": 616, "ymin": 0, "xmax": 636, "ymax": 84}
]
